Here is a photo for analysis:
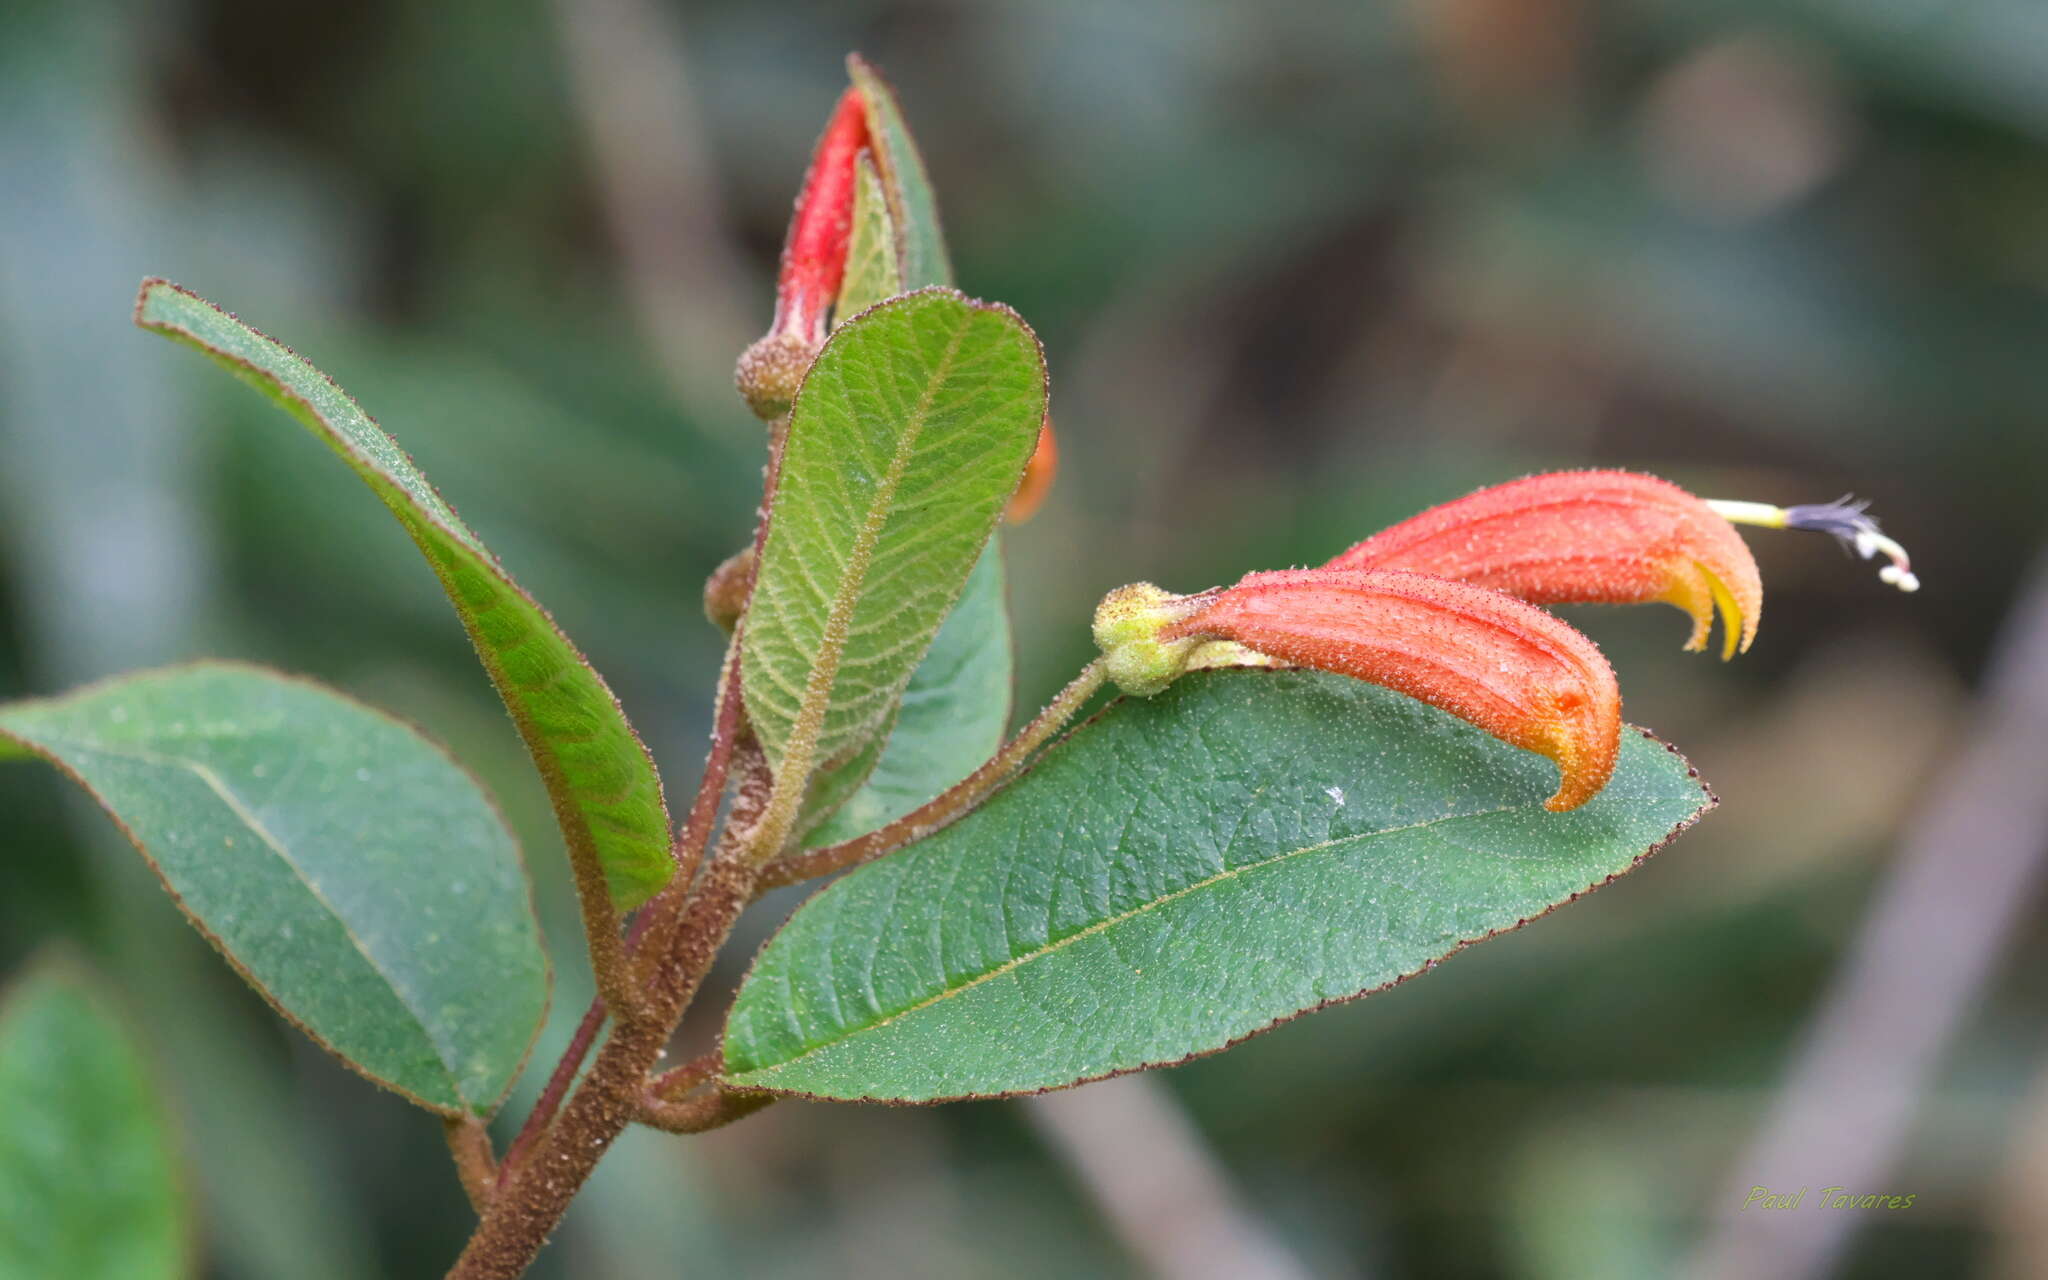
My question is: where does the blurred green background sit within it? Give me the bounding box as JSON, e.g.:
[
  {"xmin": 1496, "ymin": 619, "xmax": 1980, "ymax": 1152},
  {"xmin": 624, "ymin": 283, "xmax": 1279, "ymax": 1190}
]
[{"xmin": 5, "ymin": 1, "xmax": 2047, "ymax": 1277}]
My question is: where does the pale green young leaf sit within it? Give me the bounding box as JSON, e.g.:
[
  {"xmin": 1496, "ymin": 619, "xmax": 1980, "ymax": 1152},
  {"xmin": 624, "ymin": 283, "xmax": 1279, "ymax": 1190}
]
[
  {"xmin": 133, "ymin": 279, "xmax": 674, "ymax": 910},
  {"xmin": 740, "ymin": 289, "xmax": 1043, "ymax": 789},
  {"xmin": 724, "ymin": 670, "xmax": 1712, "ymax": 1102},
  {"xmin": 832, "ymin": 152, "xmax": 901, "ymax": 327},
  {"xmin": 849, "ymin": 54, "xmax": 953, "ymax": 293},
  {"xmin": 0, "ymin": 663, "xmax": 550, "ymax": 1115},
  {"xmin": 0, "ymin": 959, "xmax": 189, "ymax": 1280}
]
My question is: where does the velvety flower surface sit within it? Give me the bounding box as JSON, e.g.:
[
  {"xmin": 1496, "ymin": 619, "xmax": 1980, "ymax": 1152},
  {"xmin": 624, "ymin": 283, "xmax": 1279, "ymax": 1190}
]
[
  {"xmin": 1327, "ymin": 470, "xmax": 1763, "ymax": 659},
  {"xmin": 1163, "ymin": 568, "xmax": 1622, "ymax": 812}
]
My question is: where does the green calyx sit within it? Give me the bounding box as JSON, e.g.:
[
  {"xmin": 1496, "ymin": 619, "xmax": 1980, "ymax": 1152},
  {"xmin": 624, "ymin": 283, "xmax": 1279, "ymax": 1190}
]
[{"xmin": 1092, "ymin": 583, "xmax": 1209, "ymax": 696}]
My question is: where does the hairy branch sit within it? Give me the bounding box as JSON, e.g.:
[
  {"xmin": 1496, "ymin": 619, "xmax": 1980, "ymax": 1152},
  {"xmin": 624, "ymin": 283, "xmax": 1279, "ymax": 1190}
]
[{"xmin": 759, "ymin": 658, "xmax": 1108, "ymax": 892}]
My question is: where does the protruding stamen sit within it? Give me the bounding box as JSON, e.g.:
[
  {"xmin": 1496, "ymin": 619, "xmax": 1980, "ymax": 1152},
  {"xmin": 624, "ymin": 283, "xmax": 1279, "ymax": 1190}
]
[
  {"xmin": 1706, "ymin": 497, "xmax": 1919, "ymax": 593},
  {"xmin": 1700, "ymin": 499, "xmax": 1789, "ymax": 530}
]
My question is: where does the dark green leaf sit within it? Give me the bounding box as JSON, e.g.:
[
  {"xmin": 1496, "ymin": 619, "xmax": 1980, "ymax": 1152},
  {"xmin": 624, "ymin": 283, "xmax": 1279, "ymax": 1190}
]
[
  {"xmin": 0, "ymin": 663, "xmax": 550, "ymax": 1115},
  {"xmin": 740, "ymin": 289, "xmax": 1044, "ymax": 787},
  {"xmin": 0, "ymin": 957, "xmax": 188, "ymax": 1280},
  {"xmin": 724, "ymin": 670, "xmax": 1712, "ymax": 1101},
  {"xmin": 134, "ymin": 279, "xmax": 674, "ymax": 910}
]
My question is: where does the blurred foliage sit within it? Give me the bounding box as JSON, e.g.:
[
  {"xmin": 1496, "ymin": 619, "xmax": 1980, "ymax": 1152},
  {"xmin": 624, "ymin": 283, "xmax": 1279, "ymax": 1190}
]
[{"xmin": 3, "ymin": 0, "xmax": 2045, "ymax": 1276}]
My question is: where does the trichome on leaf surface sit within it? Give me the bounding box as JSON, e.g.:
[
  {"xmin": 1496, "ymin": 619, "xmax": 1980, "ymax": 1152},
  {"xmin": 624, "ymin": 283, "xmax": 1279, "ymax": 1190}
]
[{"xmin": 0, "ymin": 53, "xmax": 1917, "ymax": 1280}]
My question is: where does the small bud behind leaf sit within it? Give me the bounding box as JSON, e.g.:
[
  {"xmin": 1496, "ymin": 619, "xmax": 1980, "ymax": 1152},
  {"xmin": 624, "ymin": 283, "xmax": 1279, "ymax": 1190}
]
[
  {"xmin": 1005, "ymin": 416, "xmax": 1059, "ymax": 524},
  {"xmin": 704, "ymin": 546, "xmax": 756, "ymax": 634}
]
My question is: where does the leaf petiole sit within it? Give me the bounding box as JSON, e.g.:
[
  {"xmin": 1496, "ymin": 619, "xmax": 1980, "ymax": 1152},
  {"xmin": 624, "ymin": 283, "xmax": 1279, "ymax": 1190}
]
[{"xmin": 757, "ymin": 658, "xmax": 1110, "ymax": 893}]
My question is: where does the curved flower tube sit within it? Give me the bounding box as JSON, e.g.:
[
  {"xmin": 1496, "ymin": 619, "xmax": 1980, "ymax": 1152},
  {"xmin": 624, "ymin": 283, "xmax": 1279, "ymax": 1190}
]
[
  {"xmin": 1095, "ymin": 569, "xmax": 1622, "ymax": 811},
  {"xmin": 1326, "ymin": 470, "xmax": 1764, "ymax": 659}
]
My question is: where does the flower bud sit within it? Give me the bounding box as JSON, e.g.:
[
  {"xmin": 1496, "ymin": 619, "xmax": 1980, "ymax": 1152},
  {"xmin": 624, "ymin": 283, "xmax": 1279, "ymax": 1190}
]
[
  {"xmin": 704, "ymin": 545, "xmax": 756, "ymax": 634},
  {"xmin": 735, "ymin": 86, "xmax": 871, "ymax": 421},
  {"xmin": 733, "ymin": 332, "xmax": 813, "ymax": 422},
  {"xmin": 1327, "ymin": 471, "xmax": 1763, "ymax": 660},
  {"xmin": 1167, "ymin": 569, "xmax": 1622, "ymax": 811},
  {"xmin": 1092, "ymin": 583, "xmax": 1213, "ymax": 696}
]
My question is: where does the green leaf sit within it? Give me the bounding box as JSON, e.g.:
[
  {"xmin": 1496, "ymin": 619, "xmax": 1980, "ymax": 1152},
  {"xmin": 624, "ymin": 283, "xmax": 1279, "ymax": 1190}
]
[
  {"xmin": 740, "ymin": 289, "xmax": 1044, "ymax": 786},
  {"xmin": 723, "ymin": 670, "xmax": 1713, "ymax": 1102},
  {"xmin": 849, "ymin": 54, "xmax": 953, "ymax": 293},
  {"xmin": 0, "ymin": 663, "xmax": 550, "ymax": 1115},
  {"xmin": 0, "ymin": 958, "xmax": 189, "ymax": 1280},
  {"xmin": 802, "ymin": 544, "xmax": 1012, "ymax": 846},
  {"xmin": 134, "ymin": 279, "xmax": 674, "ymax": 910},
  {"xmin": 832, "ymin": 152, "xmax": 901, "ymax": 327}
]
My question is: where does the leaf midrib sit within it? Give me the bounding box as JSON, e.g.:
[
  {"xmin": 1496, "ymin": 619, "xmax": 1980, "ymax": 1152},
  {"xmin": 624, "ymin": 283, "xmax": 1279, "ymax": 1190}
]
[
  {"xmin": 25, "ymin": 732, "xmax": 466, "ymax": 1100},
  {"xmin": 736, "ymin": 801, "xmax": 1520, "ymax": 1077}
]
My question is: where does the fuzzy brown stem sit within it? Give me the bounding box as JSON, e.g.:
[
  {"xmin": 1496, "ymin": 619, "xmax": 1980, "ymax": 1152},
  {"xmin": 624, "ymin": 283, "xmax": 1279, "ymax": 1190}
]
[
  {"xmin": 758, "ymin": 658, "xmax": 1109, "ymax": 892},
  {"xmin": 625, "ymin": 644, "xmax": 750, "ymax": 987},
  {"xmin": 567, "ymin": 849, "xmax": 637, "ymax": 1018},
  {"xmin": 646, "ymin": 1048, "xmax": 723, "ymax": 1102},
  {"xmin": 495, "ymin": 995, "xmax": 607, "ymax": 1188},
  {"xmin": 446, "ymin": 854, "xmax": 759, "ymax": 1280},
  {"xmin": 636, "ymin": 1085, "xmax": 774, "ymax": 1135},
  {"xmin": 444, "ymin": 1116, "xmax": 498, "ymax": 1215},
  {"xmin": 673, "ymin": 638, "xmax": 748, "ymax": 890},
  {"xmin": 494, "ymin": 644, "xmax": 746, "ymax": 1189}
]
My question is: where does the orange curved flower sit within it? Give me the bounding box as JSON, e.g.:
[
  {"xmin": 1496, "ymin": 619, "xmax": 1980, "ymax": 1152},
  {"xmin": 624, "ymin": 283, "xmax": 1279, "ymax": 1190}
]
[
  {"xmin": 1092, "ymin": 473, "xmax": 1912, "ymax": 812},
  {"xmin": 1005, "ymin": 416, "xmax": 1059, "ymax": 524},
  {"xmin": 1162, "ymin": 568, "xmax": 1621, "ymax": 811},
  {"xmin": 1326, "ymin": 471, "xmax": 1764, "ymax": 659}
]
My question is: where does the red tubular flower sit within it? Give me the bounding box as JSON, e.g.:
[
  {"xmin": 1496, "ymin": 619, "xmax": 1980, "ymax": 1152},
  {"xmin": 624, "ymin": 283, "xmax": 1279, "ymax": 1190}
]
[
  {"xmin": 1325, "ymin": 471, "xmax": 1764, "ymax": 660},
  {"xmin": 773, "ymin": 87, "xmax": 870, "ymax": 350},
  {"xmin": 1161, "ymin": 568, "xmax": 1621, "ymax": 812},
  {"xmin": 736, "ymin": 87, "xmax": 871, "ymax": 418}
]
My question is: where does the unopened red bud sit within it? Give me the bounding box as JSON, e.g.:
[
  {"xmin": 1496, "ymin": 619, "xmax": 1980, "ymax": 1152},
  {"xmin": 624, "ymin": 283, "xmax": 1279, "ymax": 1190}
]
[
  {"xmin": 1327, "ymin": 471, "xmax": 1763, "ymax": 660},
  {"xmin": 775, "ymin": 87, "xmax": 869, "ymax": 351},
  {"xmin": 1167, "ymin": 568, "xmax": 1621, "ymax": 811},
  {"xmin": 736, "ymin": 86, "xmax": 871, "ymax": 422}
]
